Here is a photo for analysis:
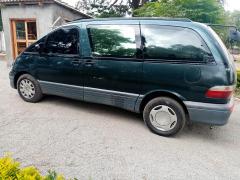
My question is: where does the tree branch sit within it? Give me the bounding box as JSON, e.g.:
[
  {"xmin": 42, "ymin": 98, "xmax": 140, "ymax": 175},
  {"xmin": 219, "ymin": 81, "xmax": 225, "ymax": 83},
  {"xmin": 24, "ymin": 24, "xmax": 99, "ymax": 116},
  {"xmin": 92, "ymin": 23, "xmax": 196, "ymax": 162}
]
[{"xmin": 109, "ymin": 0, "xmax": 119, "ymax": 8}]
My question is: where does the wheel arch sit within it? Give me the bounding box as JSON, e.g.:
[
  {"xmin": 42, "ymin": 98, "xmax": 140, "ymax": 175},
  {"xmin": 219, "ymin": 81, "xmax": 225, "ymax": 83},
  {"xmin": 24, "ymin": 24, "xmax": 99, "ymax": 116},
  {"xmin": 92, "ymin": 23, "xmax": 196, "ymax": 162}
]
[
  {"xmin": 14, "ymin": 71, "xmax": 31, "ymax": 89},
  {"xmin": 139, "ymin": 91, "xmax": 189, "ymax": 116}
]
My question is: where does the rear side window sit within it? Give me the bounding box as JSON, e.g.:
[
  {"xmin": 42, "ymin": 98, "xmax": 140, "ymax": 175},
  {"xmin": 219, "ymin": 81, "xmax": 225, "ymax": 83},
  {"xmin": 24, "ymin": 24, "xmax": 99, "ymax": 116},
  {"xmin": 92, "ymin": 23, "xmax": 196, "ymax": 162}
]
[
  {"xmin": 45, "ymin": 27, "xmax": 79, "ymax": 55},
  {"xmin": 141, "ymin": 25, "xmax": 212, "ymax": 62},
  {"xmin": 87, "ymin": 25, "xmax": 137, "ymax": 58}
]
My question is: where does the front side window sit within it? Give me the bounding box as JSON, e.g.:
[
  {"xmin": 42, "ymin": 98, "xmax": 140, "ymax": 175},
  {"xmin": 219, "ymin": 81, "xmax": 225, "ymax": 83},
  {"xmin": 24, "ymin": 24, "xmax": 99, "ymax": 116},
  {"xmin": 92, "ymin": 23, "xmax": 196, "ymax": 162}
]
[
  {"xmin": 45, "ymin": 27, "xmax": 79, "ymax": 55},
  {"xmin": 25, "ymin": 36, "xmax": 46, "ymax": 53},
  {"xmin": 87, "ymin": 25, "xmax": 137, "ymax": 58},
  {"xmin": 141, "ymin": 25, "xmax": 212, "ymax": 62}
]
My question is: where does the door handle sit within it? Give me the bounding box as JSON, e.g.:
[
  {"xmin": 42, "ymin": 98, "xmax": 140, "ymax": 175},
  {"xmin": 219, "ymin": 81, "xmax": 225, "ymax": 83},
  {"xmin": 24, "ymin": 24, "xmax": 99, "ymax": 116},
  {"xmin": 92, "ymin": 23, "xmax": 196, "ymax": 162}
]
[
  {"xmin": 71, "ymin": 59, "xmax": 81, "ymax": 66},
  {"xmin": 84, "ymin": 60, "xmax": 95, "ymax": 67}
]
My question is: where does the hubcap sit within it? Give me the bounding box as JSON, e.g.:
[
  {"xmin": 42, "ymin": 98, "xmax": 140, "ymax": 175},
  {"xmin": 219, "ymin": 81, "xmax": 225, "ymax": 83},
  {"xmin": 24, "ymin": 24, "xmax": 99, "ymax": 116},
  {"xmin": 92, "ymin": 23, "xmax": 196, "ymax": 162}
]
[
  {"xmin": 19, "ymin": 79, "xmax": 35, "ymax": 99},
  {"xmin": 149, "ymin": 105, "xmax": 177, "ymax": 131}
]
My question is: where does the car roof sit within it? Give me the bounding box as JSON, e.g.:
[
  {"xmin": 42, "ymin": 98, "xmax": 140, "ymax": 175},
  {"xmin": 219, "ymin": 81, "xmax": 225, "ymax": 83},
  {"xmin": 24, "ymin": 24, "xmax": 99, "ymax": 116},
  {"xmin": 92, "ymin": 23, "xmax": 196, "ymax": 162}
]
[{"xmin": 64, "ymin": 17, "xmax": 210, "ymax": 34}]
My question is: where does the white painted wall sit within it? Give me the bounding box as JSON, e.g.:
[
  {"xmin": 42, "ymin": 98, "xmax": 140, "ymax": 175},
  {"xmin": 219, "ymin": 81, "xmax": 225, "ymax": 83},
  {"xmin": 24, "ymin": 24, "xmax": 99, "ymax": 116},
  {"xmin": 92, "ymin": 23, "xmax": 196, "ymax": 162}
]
[
  {"xmin": 0, "ymin": 31, "xmax": 6, "ymax": 52},
  {"xmin": 1, "ymin": 4, "xmax": 54, "ymax": 65}
]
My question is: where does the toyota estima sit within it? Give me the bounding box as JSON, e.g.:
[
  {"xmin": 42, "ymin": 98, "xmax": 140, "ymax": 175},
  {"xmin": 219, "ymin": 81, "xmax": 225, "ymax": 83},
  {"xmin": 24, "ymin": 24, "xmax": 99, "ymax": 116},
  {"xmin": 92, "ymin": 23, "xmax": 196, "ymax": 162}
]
[{"xmin": 9, "ymin": 18, "xmax": 236, "ymax": 136}]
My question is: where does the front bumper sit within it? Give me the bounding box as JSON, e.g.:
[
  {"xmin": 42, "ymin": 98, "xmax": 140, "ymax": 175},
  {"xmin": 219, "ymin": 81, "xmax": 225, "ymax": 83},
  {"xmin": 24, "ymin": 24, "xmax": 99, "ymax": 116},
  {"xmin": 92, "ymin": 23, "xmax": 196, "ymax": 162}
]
[
  {"xmin": 9, "ymin": 71, "xmax": 16, "ymax": 89},
  {"xmin": 184, "ymin": 98, "xmax": 234, "ymax": 125}
]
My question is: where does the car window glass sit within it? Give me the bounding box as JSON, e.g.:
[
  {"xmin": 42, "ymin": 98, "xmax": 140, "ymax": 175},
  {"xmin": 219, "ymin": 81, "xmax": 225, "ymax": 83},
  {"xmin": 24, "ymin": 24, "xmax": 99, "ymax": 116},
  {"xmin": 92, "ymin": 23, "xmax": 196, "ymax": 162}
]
[
  {"xmin": 25, "ymin": 36, "xmax": 46, "ymax": 52},
  {"xmin": 141, "ymin": 25, "xmax": 212, "ymax": 62},
  {"xmin": 45, "ymin": 28, "xmax": 79, "ymax": 55},
  {"xmin": 87, "ymin": 25, "xmax": 137, "ymax": 58}
]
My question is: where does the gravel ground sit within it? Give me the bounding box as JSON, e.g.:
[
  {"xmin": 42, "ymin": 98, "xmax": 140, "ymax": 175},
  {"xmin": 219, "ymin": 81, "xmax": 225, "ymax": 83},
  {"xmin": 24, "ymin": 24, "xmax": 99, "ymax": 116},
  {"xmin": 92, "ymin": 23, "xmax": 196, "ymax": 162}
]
[{"xmin": 0, "ymin": 60, "xmax": 240, "ymax": 180}]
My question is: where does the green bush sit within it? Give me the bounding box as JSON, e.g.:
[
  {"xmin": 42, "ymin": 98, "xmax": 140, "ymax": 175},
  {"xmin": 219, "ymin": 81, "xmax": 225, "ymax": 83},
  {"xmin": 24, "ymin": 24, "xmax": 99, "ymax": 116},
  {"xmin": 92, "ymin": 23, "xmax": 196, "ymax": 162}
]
[{"xmin": 0, "ymin": 154, "xmax": 65, "ymax": 180}]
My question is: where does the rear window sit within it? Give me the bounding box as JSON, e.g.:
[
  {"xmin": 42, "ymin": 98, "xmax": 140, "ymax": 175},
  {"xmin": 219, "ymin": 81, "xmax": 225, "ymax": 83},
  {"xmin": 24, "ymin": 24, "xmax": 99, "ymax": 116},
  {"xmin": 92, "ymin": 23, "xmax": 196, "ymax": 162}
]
[
  {"xmin": 141, "ymin": 25, "xmax": 213, "ymax": 62},
  {"xmin": 207, "ymin": 26, "xmax": 233, "ymax": 65}
]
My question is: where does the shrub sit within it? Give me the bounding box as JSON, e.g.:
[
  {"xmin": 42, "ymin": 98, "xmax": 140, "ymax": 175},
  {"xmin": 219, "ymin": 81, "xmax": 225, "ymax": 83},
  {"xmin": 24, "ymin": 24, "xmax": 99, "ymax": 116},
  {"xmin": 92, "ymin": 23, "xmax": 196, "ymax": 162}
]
[
  {"xmin": 237, "ymin": 70, "xmax": 240, "ymax": 88},
  {"xmin": 0, "ymin": 154, "xmax": 65, "ymax": 180}
]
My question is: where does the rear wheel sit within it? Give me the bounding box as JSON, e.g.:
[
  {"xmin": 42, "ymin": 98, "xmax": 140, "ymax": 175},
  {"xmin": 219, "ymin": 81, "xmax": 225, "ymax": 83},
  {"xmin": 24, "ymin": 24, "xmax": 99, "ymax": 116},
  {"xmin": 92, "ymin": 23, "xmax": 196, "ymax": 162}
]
[
  {"xmin": 17, "ymin": 74, "xmax": 43, "ymax": 103},
  {"xmin": 143, "ymin": 97, "xmax": 186, "ymax": 136}
]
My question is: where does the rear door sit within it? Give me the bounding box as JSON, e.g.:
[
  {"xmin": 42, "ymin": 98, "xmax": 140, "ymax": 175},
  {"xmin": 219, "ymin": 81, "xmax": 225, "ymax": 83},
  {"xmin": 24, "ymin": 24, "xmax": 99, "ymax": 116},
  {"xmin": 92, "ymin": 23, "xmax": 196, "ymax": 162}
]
[
  {"xmin": 140, "ymin": 22, "xmax": 215, "ymax": 103},
  {"xmin": 82, "ymin": 22, "xmax": 143, "ymax": 111}
]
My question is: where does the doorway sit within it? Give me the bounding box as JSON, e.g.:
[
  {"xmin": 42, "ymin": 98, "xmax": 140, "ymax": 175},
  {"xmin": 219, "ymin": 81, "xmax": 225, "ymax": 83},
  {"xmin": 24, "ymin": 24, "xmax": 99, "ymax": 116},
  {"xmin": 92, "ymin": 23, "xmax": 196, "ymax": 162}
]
[{"xmin": 11, "ymin": 19, "xmax": 37, "ymax": 59}]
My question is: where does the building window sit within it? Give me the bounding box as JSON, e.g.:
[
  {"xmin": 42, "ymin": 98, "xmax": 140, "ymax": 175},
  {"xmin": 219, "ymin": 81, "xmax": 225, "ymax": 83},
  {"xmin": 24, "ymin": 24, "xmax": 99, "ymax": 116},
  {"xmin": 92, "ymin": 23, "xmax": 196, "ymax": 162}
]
[{"xmin": 11, "ymin": 19, "xmax": 37, "ymax": 58}]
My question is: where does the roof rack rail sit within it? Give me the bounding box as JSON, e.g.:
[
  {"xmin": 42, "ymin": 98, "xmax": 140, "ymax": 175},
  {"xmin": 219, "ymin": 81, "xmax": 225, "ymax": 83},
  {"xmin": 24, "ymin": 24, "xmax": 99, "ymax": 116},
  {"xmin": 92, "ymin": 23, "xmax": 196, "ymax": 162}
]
[
  {"xmin": 70, "ymin": 17, "xmax": 192, "ymax": 23},
  {"xmin": 206, "ymin": 23, "xmax": 238, "ymax": 29}
]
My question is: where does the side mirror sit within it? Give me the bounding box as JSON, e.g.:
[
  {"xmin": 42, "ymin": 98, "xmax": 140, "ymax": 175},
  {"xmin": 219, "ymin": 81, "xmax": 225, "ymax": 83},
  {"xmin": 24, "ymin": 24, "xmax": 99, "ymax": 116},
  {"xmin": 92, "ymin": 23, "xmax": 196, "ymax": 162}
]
[{"xmin": 35, "ymin": 42, "xmax": 44, "ymax": 54}]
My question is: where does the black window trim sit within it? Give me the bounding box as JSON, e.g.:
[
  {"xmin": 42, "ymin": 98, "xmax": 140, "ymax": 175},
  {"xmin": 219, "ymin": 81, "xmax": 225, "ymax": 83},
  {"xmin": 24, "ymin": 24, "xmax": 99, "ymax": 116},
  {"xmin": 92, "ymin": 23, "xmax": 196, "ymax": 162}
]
[
  {"xmin": 140, "ymin": 24, "xmax": 216, "ymax": 64},
  {"xmin": 86, "ymin": 24, "xmax": 143, "ymax": 61}
]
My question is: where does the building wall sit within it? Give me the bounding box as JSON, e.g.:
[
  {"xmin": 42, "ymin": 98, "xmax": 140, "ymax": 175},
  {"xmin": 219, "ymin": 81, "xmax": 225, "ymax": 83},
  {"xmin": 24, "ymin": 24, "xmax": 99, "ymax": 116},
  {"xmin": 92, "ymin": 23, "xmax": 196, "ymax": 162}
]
[
  {"xmin": 1, "ymin": 4, "xmax": 54, "ymax": 65},
  {"xmin": 0, "ymin": 31, "xmax": 6, "ymax": 52},
  {"xmin": 52, "ymin": 4, "xmax": 86, "ymax": 27}
]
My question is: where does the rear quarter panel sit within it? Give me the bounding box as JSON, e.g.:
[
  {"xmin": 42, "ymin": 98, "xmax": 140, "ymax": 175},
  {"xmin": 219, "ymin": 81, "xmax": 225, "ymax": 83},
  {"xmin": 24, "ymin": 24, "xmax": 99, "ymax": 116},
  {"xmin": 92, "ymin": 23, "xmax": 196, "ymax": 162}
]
[{"xmin": 142, "ymin": 62, "xmax": 228, "ymax": 104}]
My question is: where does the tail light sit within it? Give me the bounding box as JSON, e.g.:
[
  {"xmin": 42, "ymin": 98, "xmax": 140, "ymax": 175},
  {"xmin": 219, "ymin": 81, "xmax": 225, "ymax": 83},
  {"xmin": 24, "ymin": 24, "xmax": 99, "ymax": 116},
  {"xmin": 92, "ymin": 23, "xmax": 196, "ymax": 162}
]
[{"xmin": 205, "ymin": 86, "xmax": 234, "ymax": 99}]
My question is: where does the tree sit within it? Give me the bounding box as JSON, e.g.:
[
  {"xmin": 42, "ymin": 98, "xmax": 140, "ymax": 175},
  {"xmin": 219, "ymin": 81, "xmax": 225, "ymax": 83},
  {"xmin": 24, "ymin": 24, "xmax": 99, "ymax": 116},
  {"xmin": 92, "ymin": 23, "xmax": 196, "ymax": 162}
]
[
  {"xmin": 230, "ymin": 11, "xmax": 240, "ymax": 29},
  {"xmin": 75, "ymin": 0, "xmax": 152, "ymax": 17},
  {"xmin": 134, "ymin": 0, "xmax": 226, "ymax": 24},
  {"xmin": 226, "ymin": 11, "xmax": 240, "ymax": 47},
  {"xmin": 76, "ymin": 0, "xmax": 129, "ymax": 17}
]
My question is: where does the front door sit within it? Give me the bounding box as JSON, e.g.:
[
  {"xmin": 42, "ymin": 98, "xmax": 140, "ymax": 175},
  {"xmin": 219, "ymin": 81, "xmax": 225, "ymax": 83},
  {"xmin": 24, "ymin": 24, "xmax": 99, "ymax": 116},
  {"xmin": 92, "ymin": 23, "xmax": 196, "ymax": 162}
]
[
  {"xmin": 36, "ymin": 26, "xmax": 84, "ymax": 100},
  {"xmin": 11, "ymin": 19, "xmax": 37, "ymax": 59},
  {"xmin": 83, "ymin": 23, "xmax": 142, "ymax": 111}
]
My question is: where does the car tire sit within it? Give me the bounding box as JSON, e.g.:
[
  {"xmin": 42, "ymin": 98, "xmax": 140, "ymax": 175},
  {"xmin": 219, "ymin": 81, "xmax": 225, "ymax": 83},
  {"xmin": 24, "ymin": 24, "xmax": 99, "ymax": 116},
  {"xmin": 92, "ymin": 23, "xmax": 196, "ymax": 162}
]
[
  {"xmin": 17, "ymin": 74, "xmax": 43, "ymax": 103},
  {"xmin": 143, "ymin": 97, "xmax": 186, "ymax": 136}
]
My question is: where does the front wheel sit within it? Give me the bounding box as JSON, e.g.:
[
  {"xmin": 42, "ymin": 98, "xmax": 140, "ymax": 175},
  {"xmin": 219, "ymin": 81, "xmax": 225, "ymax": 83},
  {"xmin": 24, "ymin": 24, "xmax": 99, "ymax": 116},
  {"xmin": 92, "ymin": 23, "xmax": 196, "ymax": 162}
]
[
  {"xmin": 143, "ymin": 97, "xmax": 186, "ymax": 136},
  {"xmin": 17, "ymin": 74, "xmax": 43, "ymax": 103}
]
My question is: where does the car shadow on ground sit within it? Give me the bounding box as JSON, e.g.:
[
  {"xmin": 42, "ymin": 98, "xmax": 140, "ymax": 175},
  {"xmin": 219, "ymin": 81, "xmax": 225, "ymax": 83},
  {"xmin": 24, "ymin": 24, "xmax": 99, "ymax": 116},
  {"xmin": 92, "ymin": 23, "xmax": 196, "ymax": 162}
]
[
  {"xmin": 41, "ymin": 95, "xmax": 227, "ymax": 140},
  {"xmin": 42, "ymin": 95, "xmax": 142, "ymax": 122}
]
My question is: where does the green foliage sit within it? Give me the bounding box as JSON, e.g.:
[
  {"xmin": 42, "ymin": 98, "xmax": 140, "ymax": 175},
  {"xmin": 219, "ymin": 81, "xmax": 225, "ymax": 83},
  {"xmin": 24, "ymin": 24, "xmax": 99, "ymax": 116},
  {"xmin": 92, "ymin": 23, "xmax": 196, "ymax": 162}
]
[
  {"xmin": 236, "ymin": 70, "xmax": 240, "ymax": 97},
  {"xmin": 134, "ymin": 0, "xmax": 226, "ymax": 24},
  {"xmin": 45, "ymin": 170, "xmax": 64, "ymax": 180},
  {"xmin": 237, "ymin": 70, "xmax": 240, "ymax": 88},
  {"xmin": 76, "ymin": 0, "xmax": 129, "ymax": 18},
  {"xmin": 18, "ymin": 167, "xmax": 42, "ymax": 180},
  {"xmin": 230, "ymin": 11, "xmax": 240, "ymax": 30},
  {"xmin": 0, "ymin": 154, "xmax": 66, "ymax": 180},
  {"xmin": 211, "ymin": 26, "xmax": 231, "ymax": 48},
  {"xmin": 0, "ymin": 154, "xmax": 20, "ymax": 179},
  {"xmin": 0, "ymin": 9, "xmax": 2, "ymax": 31}
]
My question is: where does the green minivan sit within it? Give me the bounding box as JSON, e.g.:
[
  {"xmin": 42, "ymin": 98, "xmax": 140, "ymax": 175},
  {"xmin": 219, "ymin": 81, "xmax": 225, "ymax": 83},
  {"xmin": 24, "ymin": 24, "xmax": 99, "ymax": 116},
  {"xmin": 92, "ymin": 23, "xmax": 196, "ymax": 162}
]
[{"xmin": 9, "ymin": 18, "xmax": 237, "ymax": 136}]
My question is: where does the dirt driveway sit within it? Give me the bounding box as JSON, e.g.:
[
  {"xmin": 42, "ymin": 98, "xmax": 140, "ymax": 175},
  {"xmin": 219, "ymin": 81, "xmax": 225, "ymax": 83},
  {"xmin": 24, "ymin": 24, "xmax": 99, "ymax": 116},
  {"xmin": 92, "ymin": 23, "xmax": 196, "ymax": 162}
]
[{"xmin": 0, "ymin": 60, "xmax": 240, "ymax": 179}]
